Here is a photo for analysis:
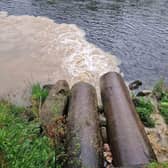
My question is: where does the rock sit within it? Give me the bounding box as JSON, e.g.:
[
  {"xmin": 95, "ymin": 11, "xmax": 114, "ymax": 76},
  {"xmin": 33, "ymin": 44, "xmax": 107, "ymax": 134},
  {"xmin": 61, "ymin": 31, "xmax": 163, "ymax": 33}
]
[
  {"xmin": 40, "ymin": 80, "xmax": 70, "ymax": 127},
  {"xmin": 99, "ymin": 114, "xmax": 107, "ymax": 127},
  {"xmin": 129, "ymin": 80, "xmax": 142, "ymax": 90},
  {"xmin": 103, "ymin": 143, "xmax": 113, "ymax": 167},
  {"xmin": 98, "ymin": 105, "xmax": 104, "ymax": 113},
  {"xmin": 103, "ymin": 143, "xmax": 111, "ymax": 152},
  {"xmin": 101, "ymin": 127, "xmax": 108, "ymax": 143},
  {"xmin": 145, "ymin": 113, "xmax": 168, "ymax": 162},
  {"xmin": 136, "ymin": 90, "xmax": 152, "ymax": 97},
  {"xmin": 43, "ymin": 84, "xmax": 54, "ymax": 91}
]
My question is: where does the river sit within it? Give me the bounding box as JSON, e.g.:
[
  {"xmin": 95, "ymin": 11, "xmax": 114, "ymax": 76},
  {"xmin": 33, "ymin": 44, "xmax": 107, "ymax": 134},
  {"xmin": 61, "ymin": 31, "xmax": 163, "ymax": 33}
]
[{"xmin": 0, "ymin": 0, "xmax": 168, "ymax": 104}]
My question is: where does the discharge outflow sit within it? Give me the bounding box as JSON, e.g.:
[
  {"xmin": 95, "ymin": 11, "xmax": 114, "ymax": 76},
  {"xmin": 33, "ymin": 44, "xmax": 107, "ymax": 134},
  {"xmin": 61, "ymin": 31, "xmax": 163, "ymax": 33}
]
[{"xmin": 0, "ymin": 11, "xmax": 120, "ymax": 105}]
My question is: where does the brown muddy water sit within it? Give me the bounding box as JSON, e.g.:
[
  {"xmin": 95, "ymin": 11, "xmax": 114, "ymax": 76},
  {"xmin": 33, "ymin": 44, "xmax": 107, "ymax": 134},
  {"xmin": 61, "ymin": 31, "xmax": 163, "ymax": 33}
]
[
  {"xmin": 0, "ymin": 12, "xmax": 120, "ymax": 104},
  {"xmin": 0, "ymin": 0, "xmax": 168, "ymax": 104}
]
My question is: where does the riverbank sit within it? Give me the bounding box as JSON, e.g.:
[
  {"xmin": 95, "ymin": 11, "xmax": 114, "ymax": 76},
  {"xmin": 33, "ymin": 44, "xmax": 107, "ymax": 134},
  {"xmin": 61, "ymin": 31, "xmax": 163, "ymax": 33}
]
[
  {"xmin": 131, "ymin": 79, "xmax": 168, "ymax": 162},
  {"xmin": 0, "ymin": 79, "xmax": 168, "ymax": 167}
]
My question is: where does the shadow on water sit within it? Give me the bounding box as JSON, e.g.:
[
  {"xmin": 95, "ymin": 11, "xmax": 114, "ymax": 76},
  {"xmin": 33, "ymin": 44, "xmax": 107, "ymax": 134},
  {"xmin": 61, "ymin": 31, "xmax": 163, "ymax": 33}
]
[{"xmin": 0, "ymin": 0, "xmax": 168, "ymax": 88}]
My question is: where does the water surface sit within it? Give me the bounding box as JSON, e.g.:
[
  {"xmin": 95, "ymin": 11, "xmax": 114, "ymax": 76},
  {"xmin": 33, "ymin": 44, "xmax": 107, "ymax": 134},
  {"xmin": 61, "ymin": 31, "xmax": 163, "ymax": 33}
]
[
  {"xmin": 0, "ymin": 12, "xmax": 120, "ymax": 104},
  {"xmin": 0, "ymin": 0, "xmax": 168, "ymax": 103}
]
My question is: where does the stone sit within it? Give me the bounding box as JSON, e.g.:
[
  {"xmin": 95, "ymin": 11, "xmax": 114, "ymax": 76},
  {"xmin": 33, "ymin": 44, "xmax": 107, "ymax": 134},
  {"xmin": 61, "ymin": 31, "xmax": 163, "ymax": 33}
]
[
  {"xmin": 40, "ymin": 80, "xmax": 70, "ymax": 127},
  {"xmin": 137, "ymin": 90, "xmax": 152, "ymax": 96},
  {"xmin": 129, "ymin": 80, "xmax": 142, "ymax": 90}
]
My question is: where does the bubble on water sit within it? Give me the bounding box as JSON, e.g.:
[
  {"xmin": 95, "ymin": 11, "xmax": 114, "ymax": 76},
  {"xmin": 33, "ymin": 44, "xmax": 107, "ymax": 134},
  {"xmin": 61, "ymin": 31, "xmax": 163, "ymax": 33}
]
[{"xmin": 0, "ymin": 11, "xmax": 8, "ymax": 17}]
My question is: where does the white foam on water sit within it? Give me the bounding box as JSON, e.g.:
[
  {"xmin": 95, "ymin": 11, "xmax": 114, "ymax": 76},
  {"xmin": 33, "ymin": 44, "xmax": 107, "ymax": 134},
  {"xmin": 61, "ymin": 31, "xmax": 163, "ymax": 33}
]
[{"xmin": 0, "ymin": 11, "xmax": 121, "ymax": 105}]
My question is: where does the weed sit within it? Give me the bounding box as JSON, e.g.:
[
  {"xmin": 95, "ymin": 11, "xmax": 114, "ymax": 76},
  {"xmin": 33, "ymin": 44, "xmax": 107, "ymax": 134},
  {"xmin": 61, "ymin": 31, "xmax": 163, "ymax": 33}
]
[
  {"xmin": 31, "ymin": 83, "xmax": 48, "ymax": 118},
  {"xmin": 31, "ymin": 83, "xmax": 48, "ymax": 102},
  {"xmin": 146, "ymin": 162, "xmax": 168, "ymax": 168},
  {"xmin": 134, "ymin": 97, "xmax": 155, "ymax": 127},
  {"xmin": 0, "ymin": 100, "xmax": 63, "ymax": 168},
  {"xmin": 153, "ymin": 79, "xmax": 168, "ymax": 124},
  {"xmin": 159, "ymin": 94, "xmax": 168, "ymax": 124},
  {"xmin": 153, "ymin": 79, "xmax": 166, "ymax": 100}
]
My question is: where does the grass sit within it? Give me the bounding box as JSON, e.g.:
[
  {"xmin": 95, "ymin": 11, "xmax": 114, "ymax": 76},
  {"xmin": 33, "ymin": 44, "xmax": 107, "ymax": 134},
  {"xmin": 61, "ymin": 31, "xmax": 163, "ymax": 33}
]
[
  {"xmin": 31, "ymin": 83, "xmax": 48, "ymax": 103},
  {"xmin": 31, "ymin": 83, "xmax": 48, "ymax": 118},
  {"xmin": 0, "ymin": 83, "xmax": 66, "ymax": 168},
  {"xmin": 152, "ymin": 79, "xmax": 165, "ymax": 100},
  {"xmin": 159, "ymin": 95, "xmax": 168, "ymax": 124},
  {"xmin": 134, "ymin": 97, "xmax": 155, "ymax": 128},
  {"xmin": 0, "ymin": 100, "xmax": 56, "ymax": 168},
  {"xmin": 159, "ymin": 106, "xmax": 168, "ymax": 124},
  {"xmin": 146, "ymin": 162, "xmax": 168, "ymax": 168},
  {"xmin": 133, "ymin": 79, "xmax": 168, "ymax": 127},
  {"xmin": 153, "ymin": 80, "xmax": 168, "ymax": 124}
]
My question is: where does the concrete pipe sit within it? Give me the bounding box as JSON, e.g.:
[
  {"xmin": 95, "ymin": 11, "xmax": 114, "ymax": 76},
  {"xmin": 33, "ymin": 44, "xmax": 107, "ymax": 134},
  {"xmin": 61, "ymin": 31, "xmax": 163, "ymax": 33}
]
[
  {"xmin": 100, "ymin": 72, "xmax": 157, "ymax": 167},
  {"xmin": 66, "ymin": 82, "xmax": 103, "ymax": 168}
]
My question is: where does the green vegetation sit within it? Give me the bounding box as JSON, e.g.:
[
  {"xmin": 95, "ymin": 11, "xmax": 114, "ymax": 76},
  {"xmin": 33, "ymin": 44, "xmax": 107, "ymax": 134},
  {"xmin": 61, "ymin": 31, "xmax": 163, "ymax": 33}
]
[
  {"xmin": 0, "ymin": 100, "xmax": 55, "ymax": 168},
  {"xmin": 133, "ymin": 79, "xmax": 168, "ymax": 127},
  {"xmin": 0, "ymin": 83, "xmax": 66, "ymax": 168},
  {"xmin": 1, "ymin": 81, "xmax": 168, "ymax": 167},
  {"xmin": 153, "ymin": 80, "xmax": 168, "ymax": 124},
  {"xmin": 31, "ymin": 83, "xmax": 48, "ymax": 118},
  {"xmin": 134, "ymin": 97, "xmax": 155, "ymax": 127},
  {"xmin": 31, "ymin": 83, "xmax": 48, "ymax": 103},
  {"xmin": 152, "ymin": 79, "xmax": 165, "ymax": 100},
  {"xmin": 146, "ymin": 162, "xmax": 168, "ymax": 168},
  {"xmin": 160, "ymin": 101, "xmax": 168, "ymax": 124}
]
